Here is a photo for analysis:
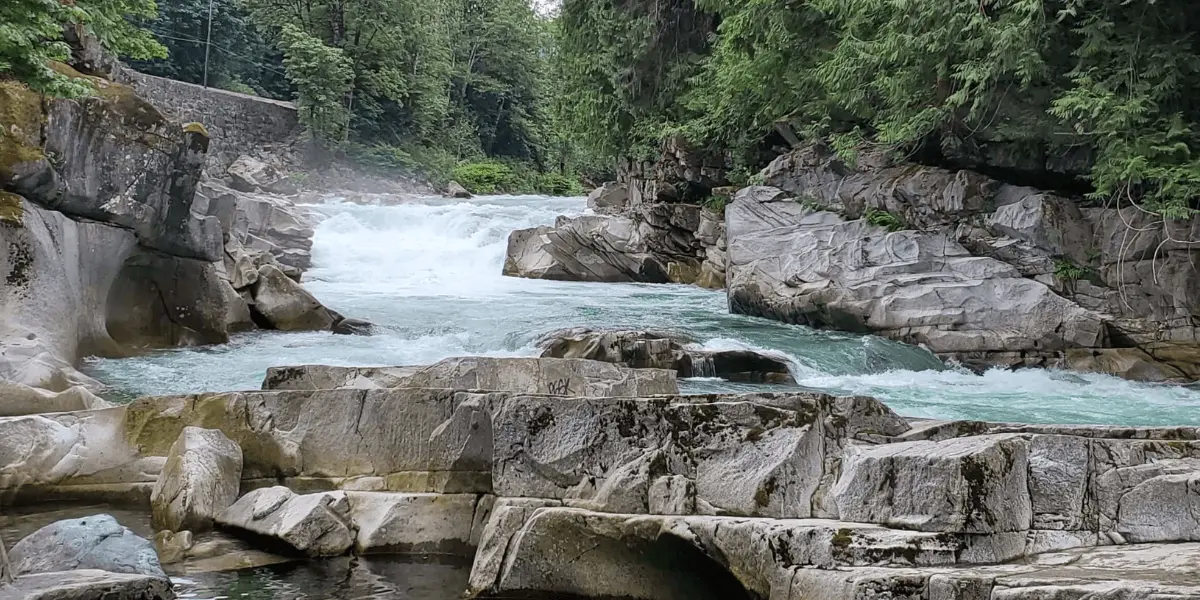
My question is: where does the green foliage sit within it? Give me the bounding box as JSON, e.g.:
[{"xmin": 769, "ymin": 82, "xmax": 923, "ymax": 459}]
[
  {"xmin": 863, "ymin": 208, "xmax": 906, "ymax": 232},
  {"xmin": 1054, "ymin": 259, "xmax": 1093, "ymax": 284},
  {"xmin": 558, "ymin": 0, "xmax": 1200, "ymax": 218},
  {"xmin": 452, "ymin": 161, "xmax": 518, "ymax": 194},
  {"xmin": 1, "ymin": 0, "xmax": 164, "ymax": 96},
  {"xmin": 277, "ymin": 25, "xmax": 353, "ymax": 143},
  {"xmin": 701, "ymin": 195, "xmax": 728, "ymax": 214}
]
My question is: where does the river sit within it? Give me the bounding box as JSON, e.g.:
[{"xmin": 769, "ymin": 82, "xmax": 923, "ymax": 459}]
[{"xmin": 85, "ymin": 193, "xmax": 1200, "ymax": 426}]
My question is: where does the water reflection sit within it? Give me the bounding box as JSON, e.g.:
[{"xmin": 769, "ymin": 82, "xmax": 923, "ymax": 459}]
[{"xmin": 175, "ymin": 557, "xmax": 471, "ymax": 600}]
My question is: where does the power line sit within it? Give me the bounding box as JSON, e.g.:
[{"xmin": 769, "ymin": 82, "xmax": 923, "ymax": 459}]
[{"xmin": 146, "ymin": 27, "xmax": 291, "ymax": 79}]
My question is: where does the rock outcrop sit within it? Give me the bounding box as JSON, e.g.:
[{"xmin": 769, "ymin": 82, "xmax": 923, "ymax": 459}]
[
  {"xmin": 503, "ymin": 203, "xmax": 727, "ymax": 288},
  {"xmin": 725, "ymin": 143, "xmax": 1200, "ymax": 379},
  {"xmin": 8, "ymin": 515, "xmax": 167, "ymax": 580},
  {"xmin": 587, "ymin": 182, "xmax": 629, "ymax": 214},
  {"xmin": 151, "ymin": 427, "xmax": 243, "ymax": 533},
  {"xmin": 537, "ymin": 328, "xmax": 795, "ymax": 383},
  {"xmin": 0, "ymin": 69, "xmax": 355, "ymax": 409},
  {"xmin": 261, "ymin": 357, "xmax": 679, "ymax": 395},
  {"xmin": 227, "ymin": 155, "xmax": 296, "ymax": 195}
]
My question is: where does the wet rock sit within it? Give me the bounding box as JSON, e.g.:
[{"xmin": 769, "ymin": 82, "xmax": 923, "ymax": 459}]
[
  {"xmin": 537, "ymin": 327, "xmax": 795, "ymax": 384},
  {"xmin": 331, "ymin": 317, "xmax": 374, "ymax": 336},
  {"xmin": 503, "ymin": 215, "xmax": 671, "ymax": 283},
  {"xmin": 216, "ymin": 487, "xmax": 355, "ymax": 557},
  {"xmin": 151, "ymin": 427, "xmax": 243, "ymax": 533},
  {"xmin": 1064, "ymin": 347, "xmax": 1187, "ymax": 382},
  {"xmin": 195, "ymin": 182, "xmax": 316, "ymax": 274},
  {"xmin": 9, "ymin": 514, "xmax": 167, "ymax": 579},
  {"xmin": 445, "ymin": 181, "xmax": 472, "ymax": 198},
  {"xmin": 249, "ymin": 264, "xmax": 336, "ymax": 331},
  {"xmin": 587, "ymin": 182, "xmax": 629, "ymax": 214},
  {"xmin": 261, "ymin": 357, "xmax": 679, "ymax": 396},
  {"xmin": 7, "ymin": 570, "xmax": 175, "ymax": 600}
]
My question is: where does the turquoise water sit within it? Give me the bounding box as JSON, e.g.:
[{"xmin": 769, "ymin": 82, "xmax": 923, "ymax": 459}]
[{"xmin": 85, "ymin": 194, "xmax": 1200, "ymax": 426}]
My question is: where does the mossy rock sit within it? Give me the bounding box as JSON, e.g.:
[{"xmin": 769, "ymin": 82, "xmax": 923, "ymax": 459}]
[
  {"xmin": 0, "ymin": 82, "xmax": 47, "ymax": 179},
  {"xmin": 0, "ymin": 191, "xmax": 24, "ymax": 226}
]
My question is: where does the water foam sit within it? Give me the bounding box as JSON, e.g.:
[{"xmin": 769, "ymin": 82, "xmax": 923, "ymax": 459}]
[{"xmin": 85, "ymin": 193, "xmax": 1200, "ymax": 426}]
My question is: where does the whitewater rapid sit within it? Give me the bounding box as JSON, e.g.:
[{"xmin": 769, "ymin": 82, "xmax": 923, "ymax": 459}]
[{"xmin": 87, "ymin": 194, "xmax": 1200, "ymax": 426}]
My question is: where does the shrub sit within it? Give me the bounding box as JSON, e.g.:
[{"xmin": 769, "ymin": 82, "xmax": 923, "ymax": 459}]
[
  {"xmin": 864, "ymin": 208, "xmax": 906, "ymax": 232},
  {"xmin": 451, "ymin": 162, "xmax": 519, "ymax": 194}
]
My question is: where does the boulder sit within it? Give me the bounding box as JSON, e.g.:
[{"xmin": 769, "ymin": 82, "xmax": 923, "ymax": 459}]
[
  {"xmin": 331, "ymin": 317, "xmax": 374, "ymax": 336},
  {"xmin": 1064, "ymin": 347, "xmax": 1187, "ymax": 382},
  {"xmin": 227, "ymin": 155, "xmax": 292, "ymax": 194},
  {"xmin": 151, "ymin": 427, "xmax": 244, "ymax": 533},
  {"xmin": 726, "ymin": 185, "xmax": 1106, "ymax": 357},
  {"xmin": 0, "ymin": 381, "xmax": 112, "ymax": 417},
  {"xmin": 587, "ymin": 182, "xmax": 629, "ymax": 214},
  {"xmin": 445, "ymin": 181, "xmax": 472, "ymax": 198},
  {"xmin": 8, "ymin": 514, "xmax": 167, "ymax": 579},
  {"xmin": 537, "ymin": 328, "xmax": 795, "ymax": 384},
  {"xmin": 249, "ymin": 264, "xmax": 336, "ymax": 331},
  {"xmin": 216, "ymin": 487, "xmax": 355, "ymax": 556},
  {"xmin": 195, "ymin": 182, "xmax": 316, "ymax": 274},
  {"xmin": 504, "ymin": 215, "xmax": 671, "ymax": 283},
  {"xmin": 6, "ymin": 570, "xmax": 175, "ymax": 600}
]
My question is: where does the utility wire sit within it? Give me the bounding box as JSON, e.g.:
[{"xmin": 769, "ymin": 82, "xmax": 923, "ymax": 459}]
[{"xmin": 145, "ymin": 27, "xmax": 291, "ymax": 79}]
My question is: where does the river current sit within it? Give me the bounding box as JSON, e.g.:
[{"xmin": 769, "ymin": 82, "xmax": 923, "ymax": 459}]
[{"xmin": 87, "ymin": 193, "xmax": 1200, "ymax": 426}]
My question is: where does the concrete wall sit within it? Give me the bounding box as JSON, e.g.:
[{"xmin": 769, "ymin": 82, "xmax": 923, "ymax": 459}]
[{"xmin": 124, "ymin": 72, "xmax": 300, "ymax": 171}]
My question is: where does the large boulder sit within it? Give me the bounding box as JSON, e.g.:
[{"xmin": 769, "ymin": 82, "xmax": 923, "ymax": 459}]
[
  {"xmin": 151, "ymin": 427, "xmax": 243, "ymax": 533},
  {"xmin": 249, "ymin": 264, "xmax": 336, "ymax": 331},
  {"xmin": 587, "ymin": 182, "xmax": 629, "ymax": 214},
  {"xmin": 262, "ymin": 357, "xmax": 678, "ymax": 396},
  {"xmin": 537, "ymin": 328, "xmax": 795, "ymax": 384},
  {"xmin": 504, "ymin": 215, "xmax": 671, "ymax": 283},
  {"xmin": 445, "ymin": 181, "xmax": 472, "ymax": 199},
  {"xmin": 726, "ymin": 184, "xmax": 1106, "ymax": 358},
  {"xmin": 8, "ymin": 515, "xmax": 167, "ymax": 579},
  {"xmin": 346, "ymin": 492, "xmax": 490, "ymax": 555},
  {"xmin": 194, "ymin": 181, "xmax": 316, "ymax": 274},
  {"xmin": 216, "ymin": 487, "xmax": 355, "ymax": 556}
]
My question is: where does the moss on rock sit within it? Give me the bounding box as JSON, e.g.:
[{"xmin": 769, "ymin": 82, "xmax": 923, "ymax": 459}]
[
  {"xmin": 0, "ymin": 82, "xmax": 47, "ymax": 179},
  {"xmin": 0, "ymin": 191, "xmax": 24, "ymax": 226}
]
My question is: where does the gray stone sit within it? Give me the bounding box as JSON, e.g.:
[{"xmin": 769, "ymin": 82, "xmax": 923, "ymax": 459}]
[
  {"xmin": 345, "ymin": 492, "xmax": 487, "ymax": 555},
  {"xmin": 227, "ymin": 155, "xmax": 289, "ymax": 194},
  {"xmin": 9, "ymin": 514, "xmax": 167, "ymax": 579},
  {"xmin": 6, "ymin": 570, "xmax": 175, "ymax": 600},
  {"xmin": 537, "ymin": 327, "xmax": 795, "ymax": 383},
  {"xmin": 151, "ymin": 427, "xmax": 243, "ymax": 533},
  {"xmin": 492, "ymin": 393, "xmax": 909, "ymax": 518},
  {"xmin": 249, "ymin": 264, "xmax": 335, "ymax": 331},
  {"xmin": 503, "ymin": 215, "xmax": 671, "ymax": 283},
  {"xmin": 331, "ymin": 318, "xmax": 374, "ymax": 336},
  {"xmin": 445, "ymin": 181, "xmax": 472, "ymax": 198},
  {"xmin": 833, "ymin": 434, "xmax": 1033, "ymax": 533},
  {"xmin": 261, "ymin": 357, "xmax": 679, "ymax": 396},
  {"xmin": 587, "ymin": 182, "xmax": 629, "ymax": 214},
  {"xmin": 216, "ymin": 487, "xmax": 355, "ymax": 556}
]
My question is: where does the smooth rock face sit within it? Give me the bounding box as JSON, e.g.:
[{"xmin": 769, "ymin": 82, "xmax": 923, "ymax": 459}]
[
  {"xmin": 249, "ymin": 264, "xmax": 335, "ymax": 331},
  {"xmin": 346, "ymin": 492, "xmax": 489, "ymax": 555},
  {"xmin": 262, "ymin": 357, "xmax": 679, "ymax": 396},
  {"xmin": 7, "ymin": 569, "xmax": 175, "ymax": 600},
  {"xmin": 726, "ymin": 184, "xmax": 1105, "ymax": 355},
  {"xmin": 504, "ymin": 215, "xmax": 671, "ymax": 283},
  {"xmin": 151, "ymin": 427, "xmax": 243, "ymax": 533},
  {"xmin": 9, "ymin": 514, "xmax": 167, "ymax": 579},
  {"xmin": 216, "ymin": 487, "xmax": 355, "ymax": 556}
]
